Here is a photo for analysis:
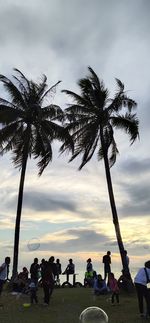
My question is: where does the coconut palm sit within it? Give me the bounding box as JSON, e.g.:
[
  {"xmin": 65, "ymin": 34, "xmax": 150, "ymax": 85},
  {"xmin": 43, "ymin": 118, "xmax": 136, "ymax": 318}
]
[
  {"xmin": 62, "ymin": 67, "xmax": 139, "ymax": 271},
  {"xmin": 0, "ymin": 69, "xmax": 73, "ymax": 278}
]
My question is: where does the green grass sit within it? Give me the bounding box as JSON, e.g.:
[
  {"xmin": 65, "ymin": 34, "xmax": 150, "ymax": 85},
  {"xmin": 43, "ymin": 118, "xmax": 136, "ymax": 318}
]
[{"xmin": 0, "ymin": 286, "xmax": 146, "ymax": 323}]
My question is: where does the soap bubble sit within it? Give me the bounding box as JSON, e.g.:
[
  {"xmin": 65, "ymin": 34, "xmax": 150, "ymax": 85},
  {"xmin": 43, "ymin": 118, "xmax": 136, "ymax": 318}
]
[
  {"xmin": 79, "ymin": 306, "xmax": 108, "ymax": 323},
  {"xmin": 27, "ymin": 238, "xmax": 40, "ymax": 251}
]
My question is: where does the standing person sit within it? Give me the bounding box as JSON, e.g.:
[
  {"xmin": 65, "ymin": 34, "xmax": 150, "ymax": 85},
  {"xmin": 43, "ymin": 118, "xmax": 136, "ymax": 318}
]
[
  {"xmin": 134, "ymin": 260, "xmax": 150, "ymax": 318},
  {"xmin": 42, "ymin": 259, "xmax": 55, "ymax": 306},
  {"xmin": 49, "ymin": 256, "xmax": 57, "ymax": 279},
  {"xmin": 40, "ymin": 259, "xmax": 46, "ymax": 278},
  {"xmin": 29, "ymin": 280, "xmax": 38, "ymax": 304},
  {"xmin": 0, "ymin": 257, "xmax": 10, "ymax": 298},
  {"xmin": 55, "ymin": 259, "xmax": 62, "ymax": 280},
  {"xmin": 108, "ymin": 272, "xmax": 119, "ymax": 305},
  {"xmin": 63, "ymin": 259, "xmax": 75, "ymax": 282},
  {"xmin": 102, "ymin": 251, "xmax": 111, "ymax": 280},
  {"xmin": 30, "ymin": 258, "xmax": 40, "ymax": 286},
  {"xmin": 86, "ymin": 258, "xmax": 93, "ymax": 273}
]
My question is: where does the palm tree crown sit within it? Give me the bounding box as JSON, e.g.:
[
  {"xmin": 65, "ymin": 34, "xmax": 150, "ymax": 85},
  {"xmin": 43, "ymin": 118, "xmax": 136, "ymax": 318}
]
[
  {"xmin": 62, "ymin": 66, "xmax": 139, "ymax": 168},
  {"xmin": 0, "ymin": 69, "xmax": 72, "ymax": 175}
]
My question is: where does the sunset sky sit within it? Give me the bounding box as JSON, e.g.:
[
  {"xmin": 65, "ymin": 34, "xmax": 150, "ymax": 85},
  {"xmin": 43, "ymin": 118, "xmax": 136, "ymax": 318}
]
[{"xmin": 0, "ymin": 0, "xmax": 150, "ymax": 278}]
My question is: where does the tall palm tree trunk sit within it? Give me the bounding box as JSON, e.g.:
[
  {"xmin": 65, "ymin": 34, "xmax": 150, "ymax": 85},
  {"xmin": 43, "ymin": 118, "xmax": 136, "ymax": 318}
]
[
  {"xmin": 12, "ymin": 155, "xmax": 28, "ymax": 279},
  {"xmin": 100, "ymin": 130, "xmax": 129, "ymax": 272}
]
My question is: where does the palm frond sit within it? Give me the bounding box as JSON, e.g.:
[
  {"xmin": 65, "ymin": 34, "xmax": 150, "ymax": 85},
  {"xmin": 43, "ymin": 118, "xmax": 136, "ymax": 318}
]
[
  {"xmin": 0, "ymin": 75, "xmax": 26, "ymax": 109},
  {"xmin": 13, "ymin": 68, "xmax": 31, "ymax": 92},
  {"xmin": 115, "ymin": 78, "xmax": 124, "ymax": 92},
  {"xmin": 111, "ymin": 113, "xmax": 139, "ymax": 144},
  {"xmin": 40, "ymin": 81, "xmax": 61, "ymax": 102},
  {"xmin": 0, "ymin": 105, "xmax": 23, "ymax": 124}
]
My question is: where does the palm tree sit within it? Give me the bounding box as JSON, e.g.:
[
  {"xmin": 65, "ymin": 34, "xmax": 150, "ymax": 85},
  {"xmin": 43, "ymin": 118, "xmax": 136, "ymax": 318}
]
[
  {"xmin": 62, "ymin": 67, "xmax": 139, "ymax": 272},
  {"xmin": 0, "ymin": 69, "xmax": 73, "ymax": 279}
]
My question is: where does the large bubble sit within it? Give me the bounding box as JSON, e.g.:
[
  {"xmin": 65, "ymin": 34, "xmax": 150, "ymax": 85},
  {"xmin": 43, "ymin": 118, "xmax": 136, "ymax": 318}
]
[
  {"xmin": 79, "ymin": 306, "xmax": 108, "ymax": 323},
  {"xmin": 27, "ymin": 238, "xmax": 40, "ymax": 251}
]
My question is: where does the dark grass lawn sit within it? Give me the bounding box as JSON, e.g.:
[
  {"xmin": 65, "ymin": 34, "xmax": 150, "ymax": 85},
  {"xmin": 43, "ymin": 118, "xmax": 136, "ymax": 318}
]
[{"xmin": 0, "ymin": 286, "xmax": 147, "ymax": 323}]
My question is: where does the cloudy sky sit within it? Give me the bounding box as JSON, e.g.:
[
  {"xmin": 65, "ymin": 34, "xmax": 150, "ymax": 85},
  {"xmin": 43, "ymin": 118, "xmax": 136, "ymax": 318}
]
[{"xmin": 0, "ymin": 0, "xmax": 150, "ymax": 279}]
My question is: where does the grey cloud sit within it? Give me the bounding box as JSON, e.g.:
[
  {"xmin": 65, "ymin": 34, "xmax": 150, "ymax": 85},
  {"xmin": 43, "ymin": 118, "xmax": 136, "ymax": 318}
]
[
  {"xmin": 119, "ymin": 182, "xmax": 150, "ymax": 217},
  {"xmin": 38, "ymin": 228, "xmax": 109, "ymax": 252},
  {"xmin": 6, "ymin": 190, "xmax": 77, "ymax": 213},
  {"xmin": 120, "ymin": 158, "xmax": 150, "ymax": 175}
]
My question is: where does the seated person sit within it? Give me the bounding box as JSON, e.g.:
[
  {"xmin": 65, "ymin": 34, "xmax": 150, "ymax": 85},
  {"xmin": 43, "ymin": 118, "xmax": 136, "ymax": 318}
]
[
  {"xmin": 118, "ymin": 269, "xmax": 134, "ymax": 292},
  {"xmin": 13, "ymin": 267, "xmax": 29, "ymax": 293},
  {"xmin": 18, "ymin": 267, "xmax": 28, "ymax": 281},
  {"xmin": 93, "ymin": 274, "xmax": 108, "ymax": 295},
  {"xmin": 63, "ymin": 259, "xmax": 75, "ymax": 282},
  {"xmin": 84, "ymin": 270, "xmax": 97, "ymax": 287}
]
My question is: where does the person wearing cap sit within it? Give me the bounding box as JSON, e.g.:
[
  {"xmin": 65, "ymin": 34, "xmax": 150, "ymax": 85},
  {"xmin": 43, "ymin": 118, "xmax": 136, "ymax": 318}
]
[{"xmin": 63, "ymin": 259, "xmax": 75, "ymax": 282}]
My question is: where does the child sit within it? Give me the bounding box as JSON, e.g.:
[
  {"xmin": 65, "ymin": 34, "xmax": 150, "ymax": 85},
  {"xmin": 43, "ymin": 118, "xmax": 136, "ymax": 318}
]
[
  {"xmin": 29, "ymin": 280, "xmax": 38, "ymax": 304},
  {"xmin": 108, "ymin": 272, "xmax": 119, "ymax": 305}
]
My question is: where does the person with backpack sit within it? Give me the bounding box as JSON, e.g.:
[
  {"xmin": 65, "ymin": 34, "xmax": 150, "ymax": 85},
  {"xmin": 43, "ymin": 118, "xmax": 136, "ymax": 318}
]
[
  {"xmin": 134, "ymin": 260, "xmax": 150, "ymax": 318},
  {"xmin": 0, "ymin": 257, "xmax": 10, "ymax": 297}
]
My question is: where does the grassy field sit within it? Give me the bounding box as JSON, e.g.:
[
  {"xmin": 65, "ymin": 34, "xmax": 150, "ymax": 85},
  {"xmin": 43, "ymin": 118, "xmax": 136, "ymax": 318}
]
[{"xmin": 0, "ymin": 286, "xmax": 147, "ymax": 323}]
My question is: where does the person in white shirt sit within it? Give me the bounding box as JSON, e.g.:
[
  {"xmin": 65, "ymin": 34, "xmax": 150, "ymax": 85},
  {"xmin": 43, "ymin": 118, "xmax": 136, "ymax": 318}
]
[
  {"xmin": 0, "ymin": 257, "xmax": 11, "ymax": 296},
  {"xmin": 134, "ymin": 260, "xmax": 150, "ymax": 318}
]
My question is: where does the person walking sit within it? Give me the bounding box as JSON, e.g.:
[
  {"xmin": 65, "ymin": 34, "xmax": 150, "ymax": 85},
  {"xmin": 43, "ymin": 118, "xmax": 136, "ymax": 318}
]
[
  {"xmin": 102, "ymin": 251, "xmax": 111, "ymax": 280},
  {"xmin": 134, "ymin": 260, "xmax": 150, "ymax": 318},
  {"xmin": 108, "ymin": 272, "xmax": 119, "ymax": 305},
  {"xmin": 29, "ymin": 279, "xmax": 38, "ymax": 304},
  {"xmin": 42, "ymin": 260, "xmax": 55, "ymax": 306}
]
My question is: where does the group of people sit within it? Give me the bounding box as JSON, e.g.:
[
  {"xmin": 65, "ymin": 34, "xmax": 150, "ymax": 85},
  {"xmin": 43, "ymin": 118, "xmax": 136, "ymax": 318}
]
[
  {"xmin": 9, "ymin": 257, "xmax": 74, "ymax": 306},
  {"xmin": 0, "ymin": 254, "xmax": 150, "ymax": 317}
]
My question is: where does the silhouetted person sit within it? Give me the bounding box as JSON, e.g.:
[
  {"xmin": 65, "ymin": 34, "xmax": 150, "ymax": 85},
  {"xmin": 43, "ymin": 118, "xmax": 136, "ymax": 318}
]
[
  {"xmin": 134, "ymin": 260, "xmax": 150, "ymax": 318},
  {"xmin": 55, "ymin": 259, "xmax": 62, "ymax": 280},
  {"xmin": 0, "ymin": 257, "xmax": 10, "ymax": 297},
  {"xmin": 40, "ymin": 259, "xmax": 46, "ymax": 279},
  {"xmin": 108, "ymin": 272, "xmax": 119, "ymax": 305},
  {"xmin": 49, "ymin": 256, "xmax": 57, "ymax": 278},
  {"xmin": 63, "ymin": 259, "xmax": 75, "ymax": 282},
  {"xmin": 102, "ymin": 251, "xmax": 111, "ymax": 280},
  {"xmin": 30, "ymin": 258, "xmax": 40, "ymax": 286},
  {"xmin": 86, "ymin": 258, "xmax": 93, "ymax": 272},
  {"xmin": 118, "ymin": 269, "xmax": 133, "ymax": 292},
  {"xmin": 42, "ymin": 259, "xmax": 55, "ymax": 305}
]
